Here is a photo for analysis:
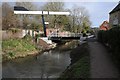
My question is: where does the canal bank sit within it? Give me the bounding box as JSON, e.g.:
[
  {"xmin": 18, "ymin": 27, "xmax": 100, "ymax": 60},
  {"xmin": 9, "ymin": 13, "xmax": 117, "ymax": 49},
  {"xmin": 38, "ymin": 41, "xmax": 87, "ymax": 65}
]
[
  {"xmin": 2, "ymin": 36, "xmax": 79, "ymax": 62},
  {"xmin": 2, "ymin": 35, "xmax": 57, "ymax": 62},
  {"xmin": 2, "ymin": 35, "xmax": 39, "ymax": 62},
  {"xmin": 2, "ymin": 39, "xmax": 90, "ymax": 79},
  {"xmin": 2, "ymin": 40, "xmax": 81, "ymax": 78},
  {"xmin": 2, "ymin": 45, "xmax": 72, "ymax": 78},
  {"xmin": 59, "ymin": 42, "xmax": 90, "ymax": 79}
]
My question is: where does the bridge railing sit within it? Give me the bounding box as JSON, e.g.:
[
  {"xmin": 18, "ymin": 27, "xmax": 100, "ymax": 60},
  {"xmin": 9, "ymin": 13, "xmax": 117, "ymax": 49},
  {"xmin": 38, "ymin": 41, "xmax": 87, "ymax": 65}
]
[{"xmin": 47, "ymin": 33, "xmax": 81, "ymax": 37}]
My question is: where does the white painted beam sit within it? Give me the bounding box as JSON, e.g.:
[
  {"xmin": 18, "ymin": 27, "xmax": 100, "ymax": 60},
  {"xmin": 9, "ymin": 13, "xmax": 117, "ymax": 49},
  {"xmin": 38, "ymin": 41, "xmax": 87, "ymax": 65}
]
[
  {"xmin": 49, "ymin": 11, "xmax": 70, "ymax": 15},
  {"xmin": 14, "ymin": 11, "xmax": 42, "ymax": 14},
  {"xmin": 14, "ymin": 11, "xmax": 70, "ymax": 15}
]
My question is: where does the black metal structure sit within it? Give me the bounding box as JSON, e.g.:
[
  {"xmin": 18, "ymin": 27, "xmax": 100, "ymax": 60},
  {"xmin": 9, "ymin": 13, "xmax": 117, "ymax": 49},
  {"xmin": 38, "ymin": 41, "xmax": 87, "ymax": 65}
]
[
  {"xmin": 14, "ymin": 6, "xmax": 29, "ymax": 11},
  {"xmin": 14, "ymin": 6, "xmax": 46, "ymax": 37}
]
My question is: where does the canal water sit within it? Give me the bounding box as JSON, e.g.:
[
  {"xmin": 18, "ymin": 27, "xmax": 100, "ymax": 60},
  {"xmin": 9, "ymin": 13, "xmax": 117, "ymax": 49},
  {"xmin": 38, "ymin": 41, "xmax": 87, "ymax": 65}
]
[{"xmin": 2, "ymin": 50, "xmax": 71, "ymax": 78}]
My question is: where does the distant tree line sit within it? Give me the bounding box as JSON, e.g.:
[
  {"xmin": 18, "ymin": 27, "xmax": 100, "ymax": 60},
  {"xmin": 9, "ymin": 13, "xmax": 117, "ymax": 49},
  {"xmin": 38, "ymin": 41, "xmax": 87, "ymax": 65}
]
[{"xmin": 2, "ymin": 2, "xmax": 92, "ymax": 34}]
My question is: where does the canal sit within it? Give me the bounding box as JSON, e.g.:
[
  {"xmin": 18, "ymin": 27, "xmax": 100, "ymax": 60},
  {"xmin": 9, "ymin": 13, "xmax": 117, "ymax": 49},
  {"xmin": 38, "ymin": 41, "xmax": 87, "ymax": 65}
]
[{"xmin": 2, "ymin": 49, "xmax": 71, "ymax": 78}]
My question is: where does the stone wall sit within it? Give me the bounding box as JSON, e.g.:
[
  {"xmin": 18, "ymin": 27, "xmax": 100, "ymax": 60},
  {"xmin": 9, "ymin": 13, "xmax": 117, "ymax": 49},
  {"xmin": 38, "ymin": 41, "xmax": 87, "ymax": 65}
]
[{"xmin": 38, "ymin": 39, "xmax": 50, "ymax": 49}]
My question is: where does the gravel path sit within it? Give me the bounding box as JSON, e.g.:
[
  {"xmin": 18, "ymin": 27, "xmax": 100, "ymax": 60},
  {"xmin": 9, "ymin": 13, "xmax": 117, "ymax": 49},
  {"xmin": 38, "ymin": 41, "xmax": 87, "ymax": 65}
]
[{"xmin": 88, "ymin": 38, "xmax": 119, "ymax": 78}]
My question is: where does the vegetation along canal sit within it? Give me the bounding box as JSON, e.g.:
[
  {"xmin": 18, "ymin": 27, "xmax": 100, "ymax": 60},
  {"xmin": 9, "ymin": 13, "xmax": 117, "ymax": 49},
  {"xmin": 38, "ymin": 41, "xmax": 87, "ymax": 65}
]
[{"xmin": 2, "ymin": 41, "xmax": 79, "ymax": 78}]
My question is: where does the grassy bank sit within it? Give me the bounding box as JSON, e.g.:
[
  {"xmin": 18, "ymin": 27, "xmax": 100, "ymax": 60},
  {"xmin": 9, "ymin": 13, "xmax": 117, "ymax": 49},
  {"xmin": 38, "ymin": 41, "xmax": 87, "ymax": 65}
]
[
  {"xmin": 2, "ymin": 35, "xmax": 38, "ymax": 61},
  {"xmin": 59, "ymin": 43, "xmax": 90, "ymax": 79}
]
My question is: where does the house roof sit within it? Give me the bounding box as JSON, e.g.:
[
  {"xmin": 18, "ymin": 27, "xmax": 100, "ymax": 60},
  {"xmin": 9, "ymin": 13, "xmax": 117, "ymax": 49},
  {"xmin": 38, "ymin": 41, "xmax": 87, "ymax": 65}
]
[
  {"xmin": 99, "ymin": 21, "xmax": 109, "ymax": 28},
  {"xmin": 109, "ymin": 2, "xmax": 120, "ymax": 14},
  {"xmin": 99, "ymin": 21, "xmax": 109, "ymax": 30}
]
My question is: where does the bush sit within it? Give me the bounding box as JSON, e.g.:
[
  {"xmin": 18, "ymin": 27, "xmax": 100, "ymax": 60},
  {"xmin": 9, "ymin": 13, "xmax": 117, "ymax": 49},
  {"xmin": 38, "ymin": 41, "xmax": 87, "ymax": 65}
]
[
  {"xmin": 97, "ymin": 26, "xmax": 120, "ymax": 70},
  {"xmin": 97, "ymin": 30, "xmax": 105, "ymax": 42},
  {"xmin": 8, "ymin": 51, "xmax": 15, "ymax": 57}
]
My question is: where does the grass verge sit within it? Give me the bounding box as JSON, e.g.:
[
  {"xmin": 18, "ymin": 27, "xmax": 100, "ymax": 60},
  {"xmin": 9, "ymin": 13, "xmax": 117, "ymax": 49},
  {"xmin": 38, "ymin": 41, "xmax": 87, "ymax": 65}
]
[
  {"xmin": 2, "ymin": 35, "xmax": 38, "ymax": 61},
  {"xmin": 59, "ymin": 43, "xmax": 90, "ymax": 79}
]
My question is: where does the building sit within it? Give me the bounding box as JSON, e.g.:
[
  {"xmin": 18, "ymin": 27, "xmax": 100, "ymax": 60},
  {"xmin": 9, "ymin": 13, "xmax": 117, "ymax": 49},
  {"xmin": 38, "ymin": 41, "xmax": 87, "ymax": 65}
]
[
  {"xmin": 46, "ymin": 28, "xmax": 71, "ymax": 37},
  {"xmin": 46, "ymin": 28, "xmax": 58, "ymax": 36},
  {"xmin": 109, "ymin": 2, "xmax": 120, "ymax": 27},
  {"xmin": 99, "ymin": 21, "xmax": 110, "ymax": 31}
]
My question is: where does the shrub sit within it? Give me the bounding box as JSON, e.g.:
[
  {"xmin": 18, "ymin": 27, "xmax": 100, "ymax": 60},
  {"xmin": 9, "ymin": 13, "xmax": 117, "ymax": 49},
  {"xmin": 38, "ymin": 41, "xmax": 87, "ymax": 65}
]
[
  {"xmin": 97, "ymin": 25, "xmax": 120, "ymax": 70},
  {"xmin": 8, "ymin": 51, "xmax": 15, "ymax": 57},
  {"xmin": 97, "ymin": 30, "xmax": 105, "ymax": 43}
]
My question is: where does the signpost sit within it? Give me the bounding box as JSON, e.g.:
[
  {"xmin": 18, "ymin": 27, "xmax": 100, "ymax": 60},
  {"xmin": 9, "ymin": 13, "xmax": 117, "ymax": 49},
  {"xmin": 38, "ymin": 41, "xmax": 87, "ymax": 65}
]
[{"xmin": 14, "ymin": 6, "xmax": 70, "ymax": 37}]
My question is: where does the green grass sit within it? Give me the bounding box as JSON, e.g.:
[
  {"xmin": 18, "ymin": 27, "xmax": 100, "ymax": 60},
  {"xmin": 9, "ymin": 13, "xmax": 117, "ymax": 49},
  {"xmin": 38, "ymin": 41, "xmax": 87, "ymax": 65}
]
[
  {"xmin": 2, "ymin": 39, "xmax": 36, "ymax": 52},
  {"xmin": 70, "ymin": 56, "xmax": 90, "ymax": 78},
  {"xmin": 59, "ymin": 43, "xmax": 90, "ymax": 79},
  {"xmin": 2, "ymin": 36, "xmax": 37, "ymax": 61}
]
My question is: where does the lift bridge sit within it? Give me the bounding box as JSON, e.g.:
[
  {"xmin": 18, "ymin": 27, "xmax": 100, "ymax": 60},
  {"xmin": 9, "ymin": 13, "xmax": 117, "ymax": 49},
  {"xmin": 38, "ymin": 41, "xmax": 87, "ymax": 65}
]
[
  {"xmin": 48, "ymin": 33, "xmax": 81, "ymax": 41},
  {"xmin": 14, "ymin": 6, "xmax": 81, "ymax": 42}
]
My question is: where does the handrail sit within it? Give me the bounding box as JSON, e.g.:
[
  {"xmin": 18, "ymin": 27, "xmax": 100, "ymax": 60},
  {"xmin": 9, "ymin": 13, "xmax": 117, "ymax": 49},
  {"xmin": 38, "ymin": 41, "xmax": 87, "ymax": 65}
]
[{"xmin": 48, "ymin": 33, "xmax": 81, "ymax": 37}]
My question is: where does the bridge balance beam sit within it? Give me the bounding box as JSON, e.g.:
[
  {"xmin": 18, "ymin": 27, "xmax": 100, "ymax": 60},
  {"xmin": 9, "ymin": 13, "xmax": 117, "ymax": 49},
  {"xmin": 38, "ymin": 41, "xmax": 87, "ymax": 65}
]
[{"xmin": 49, "ymin": 37, "xmax": 80, "ymax": 40}]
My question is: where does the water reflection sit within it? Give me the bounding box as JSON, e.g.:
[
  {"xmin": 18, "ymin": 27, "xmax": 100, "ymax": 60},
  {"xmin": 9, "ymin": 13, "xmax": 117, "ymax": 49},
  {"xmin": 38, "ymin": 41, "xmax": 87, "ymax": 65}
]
[{"xmin": 2, "ymin": 50, "xmax": 71, "ymax": 78}]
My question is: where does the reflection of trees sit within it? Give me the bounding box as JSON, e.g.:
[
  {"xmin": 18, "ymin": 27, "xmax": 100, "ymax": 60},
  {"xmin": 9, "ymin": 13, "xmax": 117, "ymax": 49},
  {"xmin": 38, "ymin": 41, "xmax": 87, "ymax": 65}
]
[
  {"xmin": 38, "ymin": 51, "xmax": 51, "ymax": 78},
  {"xmin": 36, "ymin": 50, "xmax": 71, "ymax": 78},
  {"xmin": 39, "ymin": 54, "xmax": 46, "ymax": 78}
]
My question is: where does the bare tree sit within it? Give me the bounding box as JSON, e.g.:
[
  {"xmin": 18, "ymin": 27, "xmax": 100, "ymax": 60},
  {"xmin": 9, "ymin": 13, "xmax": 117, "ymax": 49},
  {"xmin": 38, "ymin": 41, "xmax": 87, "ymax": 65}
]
[
  {"xmin": 41, "ymin": 2, "xmax": 66, "ymax": 29},
  {"xmin": 15, "ymin": 2, "xmax": 37, "ymax": 29},
  {"xmin": 70, "ymin": 5, "xmax": 91, "ymax": 33},
  {"xmin": 2, "ymin": 2, "xmax": 19, "ymax": 30},
  {"xmin": 15, "ymin": 2, "xmax": 36, "ymax": 10},
  {"xmin": 42, "ymin": 2, "xmax": 64, "ymax": 11}
]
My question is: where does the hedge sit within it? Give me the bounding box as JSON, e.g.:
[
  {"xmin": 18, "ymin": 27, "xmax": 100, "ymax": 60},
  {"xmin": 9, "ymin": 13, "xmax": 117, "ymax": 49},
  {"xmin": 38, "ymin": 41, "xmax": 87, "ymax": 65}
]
[{"xmin": 97, "ymin": 26, "xmax": 120, "ymax": 70}]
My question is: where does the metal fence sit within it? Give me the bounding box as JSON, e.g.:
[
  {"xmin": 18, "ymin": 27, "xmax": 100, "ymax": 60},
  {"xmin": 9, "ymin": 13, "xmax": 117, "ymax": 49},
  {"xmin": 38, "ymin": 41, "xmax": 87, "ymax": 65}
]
[{"xmin": 48, "ymin": 33, "xmax": 81, "ymax": 37}]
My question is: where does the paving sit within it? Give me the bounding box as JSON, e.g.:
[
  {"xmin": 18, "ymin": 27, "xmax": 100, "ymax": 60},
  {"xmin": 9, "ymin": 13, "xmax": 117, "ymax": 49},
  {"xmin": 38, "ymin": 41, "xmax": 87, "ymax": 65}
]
[{"xmin": 88, "ymin": 38, "xmax": 119, "ymax": 78}]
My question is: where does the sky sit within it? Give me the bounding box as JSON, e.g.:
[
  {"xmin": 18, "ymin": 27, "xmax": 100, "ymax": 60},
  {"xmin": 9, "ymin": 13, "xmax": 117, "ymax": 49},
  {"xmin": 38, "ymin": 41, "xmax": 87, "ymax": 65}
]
[
  {"xmin": 33, "ymin": 2, "xmax": 118, "ymax": 27},
  {"xmin": 1, "ymin": 0, "xmax": 120, "ymax": 2},
  {"xmin": 64, "ymin": 2, "xmax": 118, "ymax": 27},
  {"xmin": 1, "ymin": 0, "xmax": 119, "ymax": 27}
]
